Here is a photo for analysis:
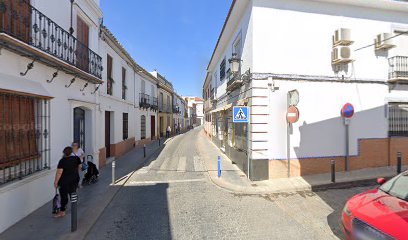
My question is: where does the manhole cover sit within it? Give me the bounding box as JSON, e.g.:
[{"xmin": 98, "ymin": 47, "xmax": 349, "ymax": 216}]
[{"xmin": 251, "ymin": 183, "xmax": 258, "ymax": 187}]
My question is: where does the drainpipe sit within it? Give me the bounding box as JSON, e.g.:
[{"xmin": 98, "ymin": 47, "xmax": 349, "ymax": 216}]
[{"xmin": 69, "ymin": 0, "xmax": 74, "ymax": 35}]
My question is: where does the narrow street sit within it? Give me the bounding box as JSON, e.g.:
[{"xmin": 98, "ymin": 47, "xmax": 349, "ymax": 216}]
[{"xmin": 86, "ymin": 128, "xmax": 370, "ymax": 240}]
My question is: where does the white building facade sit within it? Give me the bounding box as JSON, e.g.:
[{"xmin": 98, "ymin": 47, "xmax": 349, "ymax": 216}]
[
  {"xmin": 0, "ymin": 0, "xmax": 103, "ymax": 232},
  {"xmin": 203, "ymin": 0, "xmax": 408, "ymax": 180},
  {"xmin": 0, "ymin": 0, "xmax": 163, "ymax": 233}
]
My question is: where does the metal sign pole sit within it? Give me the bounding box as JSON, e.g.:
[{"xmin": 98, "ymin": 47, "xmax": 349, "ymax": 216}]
[
  {"xmin": 287, "ymin": 92, "xmax": 290, "ymax": 178},
  {"xmin": 247, "ymin": 121, "xmax": 250, "ymax": 180},
  {"xmin": 345, "ymin": 118, "xmax": 350, "ymax": 171},
  {"xmin": 287, "ymin": 123, "xmax": 291, "ymax": 178}
]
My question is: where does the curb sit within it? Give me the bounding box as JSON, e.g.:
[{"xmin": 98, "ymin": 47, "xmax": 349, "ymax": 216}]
[{"xmin": 198, "ymin": 130, "xmax": 390, "ymax": 195}]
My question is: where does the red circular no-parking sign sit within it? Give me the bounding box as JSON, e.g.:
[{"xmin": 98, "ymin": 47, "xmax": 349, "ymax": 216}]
[
  {"xmin": 341, "ymin": 103, "xmax": 354, "ymax": 118},
  {"xmin": 287, "ymin": 106, "xmax": 300, "ymax": 123}
]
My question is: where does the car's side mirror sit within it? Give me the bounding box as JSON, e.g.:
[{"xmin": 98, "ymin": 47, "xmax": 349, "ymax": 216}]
[{"xmin": 377, "ymin": 178, "xmax": 386, "ymax": 185}]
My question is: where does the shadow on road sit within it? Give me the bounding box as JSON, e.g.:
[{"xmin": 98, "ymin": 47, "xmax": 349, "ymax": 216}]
[{"xmin": 86, "ymin": 183, "xmax": 172, "ymax": 240}]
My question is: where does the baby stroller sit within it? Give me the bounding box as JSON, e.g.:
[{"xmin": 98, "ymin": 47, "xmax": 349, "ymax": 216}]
[{"xmin": 82, "ymin": 156, "xmax": 99, "ymax": 185}]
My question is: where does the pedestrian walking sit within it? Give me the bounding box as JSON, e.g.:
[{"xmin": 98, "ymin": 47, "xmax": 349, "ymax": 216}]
[
  {"xmin": 166, "ymin": 125, "xmax": 171, "ymax": 138},
  {"xmin": 53, "ymin": 146, "xmax": 82, "ymax": 218}
]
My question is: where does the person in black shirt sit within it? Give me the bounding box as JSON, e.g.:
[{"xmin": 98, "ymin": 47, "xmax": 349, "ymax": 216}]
[{"xmin": 53, "ymin": 146, "xmax": 82, "ymax": 217}]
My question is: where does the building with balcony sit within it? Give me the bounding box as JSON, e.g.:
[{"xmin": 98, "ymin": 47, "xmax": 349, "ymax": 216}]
[
  {"xmin": 98, "ymin": 26, "xmax": 159, "ymax": 167},
  {"xmin": 203, "ymin": 0, "xmax": 408, "ymax": 180},
  {"xmin": 151, "ymin": 70, "xmax": 174, "ymax": 137},
  {"xmin": 173, "ymin": 93, "xmax": 187, "ymax": 133},
  {"xmin": 135, "ymin": 66, "xmax": 159, "ymax": 143},
  {"xmin": 185, "ymin": 96, "xmax": 204, "ymax": 127},
  {"xmin": 0, "ymin": 0, "xmax": 103, "ymax": 232}
]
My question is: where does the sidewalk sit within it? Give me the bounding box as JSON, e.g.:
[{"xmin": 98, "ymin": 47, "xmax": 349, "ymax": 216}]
[
  {"xmin": 197, "ymin": 130, "xmax": 407, "ymax": 195},
  {"xmin": 0, "ymin": 138, "xmax": 170, "ymax": 240}
]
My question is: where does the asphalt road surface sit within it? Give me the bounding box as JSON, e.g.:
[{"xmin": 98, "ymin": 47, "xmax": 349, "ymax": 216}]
[{"xmin": 86, "ymin": 128, "xmax": 371, "ymax": 240}]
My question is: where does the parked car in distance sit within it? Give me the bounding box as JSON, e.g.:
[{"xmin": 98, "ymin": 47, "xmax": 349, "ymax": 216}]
[{"xmin": 342, "ymin": 171, "xmax": 408, "ymax": 240}]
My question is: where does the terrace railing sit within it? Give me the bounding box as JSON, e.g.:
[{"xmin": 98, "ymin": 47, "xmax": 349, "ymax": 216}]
[{"xmin": 0, "ymin": 0, "xmax": 102, "ymax": 79}]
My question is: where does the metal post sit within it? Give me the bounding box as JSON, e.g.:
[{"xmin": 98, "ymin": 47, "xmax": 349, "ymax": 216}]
[
  {"xmin": 71, "ymin": 192, "xmax": 78, "ymax": 232},
  {"xmin": 287, "ymin": 123, "xmax": 291, "ymax": 178},
  {"xmin": 112, "ymin": 160, "xmax": 115, "ymax": 184},
  {"xmin": 287, "ymin": 92, "xmax": 291, "ymax": 178},
  {"xmin": 158, "ymin": 138, "xmax": 161, "ymax": 146},
  {"xmin": 247, "ymin": 122, "xmax": 250, "ymax": 180},
  {"xmin": 143, "ymin": 144, "xmax": 146, "ymax": 158},
  {"xmin": 331, "ymin": 159, "xmax": 336, "ymax": 183},
  {"xmin": 397, "ymin": 152, "xmax": 402, "ymax": 174},
  {"xmin": 217, "ymin": 156, "xmax": 221, "ymax": 178},
  {"xmin": 345, "ymin": 118, "xmax": 350, "ymax": 171}
]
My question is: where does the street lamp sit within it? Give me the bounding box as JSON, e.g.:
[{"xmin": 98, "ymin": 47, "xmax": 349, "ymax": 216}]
[{"xmin": 228, "ymin": 53, "xmax": 241, "ymax": 75}]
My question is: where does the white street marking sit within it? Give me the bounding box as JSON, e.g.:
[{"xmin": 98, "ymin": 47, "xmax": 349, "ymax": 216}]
[
  {"xmin": 193, "ymin": 156, "xmax": 204, "ymax": 172},
  {"xmin": 127, "ymin": 178, "xmax": 206, "ymax": 186},
  {"xmin": 177, "ymin": 157, "xmax": 187, "ymax": 172},
  {"xmin": 157, "ymin": 157, "xmax": 171, "ymax": 173}
]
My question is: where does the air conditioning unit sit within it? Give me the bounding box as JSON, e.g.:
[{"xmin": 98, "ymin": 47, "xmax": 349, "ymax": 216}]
[
  {"xmin": 332, "ymin": 46, "xmax": 353, "ymax": 64},
  {"xmin": 375, "ymin": 33, "xmax": 395, "ymax": 50},
  {"xmin": 333, "ymin": 28, "xmax": 353, "ymax": 46}
]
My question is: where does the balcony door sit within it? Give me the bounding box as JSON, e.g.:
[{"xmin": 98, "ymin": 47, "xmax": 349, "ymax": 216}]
[
  {"xmin": 73, "ymin": 107, "xmax": 86, "ymax": 151},
  {"xmin": 76, "ymin": 16, "xmax": 89, "ymax": 72}
]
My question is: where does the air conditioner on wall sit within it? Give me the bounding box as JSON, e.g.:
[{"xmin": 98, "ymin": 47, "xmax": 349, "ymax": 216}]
[
  {"xmin": 375, "ymin": 33, "xmax": 395, "ymax": 50},
  {"xmin": 332, "ymin": 46, "xmax": 353, "ymax": 64},
  {"xmin": 333, "ymin": 28, "xmax": 353, "ymax": 46}
]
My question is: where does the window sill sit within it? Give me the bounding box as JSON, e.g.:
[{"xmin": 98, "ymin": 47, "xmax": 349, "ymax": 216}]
[{"xmin": 0, "ymin": 169, "xmax": 53, "ymax": 194}]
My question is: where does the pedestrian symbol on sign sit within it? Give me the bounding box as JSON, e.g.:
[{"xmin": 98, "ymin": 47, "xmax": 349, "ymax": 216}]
[
  {"xmin": 233, "ymin": 106, "xmax": 249, "ymax": 123},
  {"xmin": 235, "ymin": 108, "xmax": 246, "ymax": 120}
]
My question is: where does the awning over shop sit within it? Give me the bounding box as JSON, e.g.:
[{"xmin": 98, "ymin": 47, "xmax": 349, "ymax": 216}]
[
  {"xmin": 209, "ymin": 103, "xmax": 232, "ymax": 113},
  {"xmin": 0, "ymin": 72, "xmax": 53, "ymax": 99}
]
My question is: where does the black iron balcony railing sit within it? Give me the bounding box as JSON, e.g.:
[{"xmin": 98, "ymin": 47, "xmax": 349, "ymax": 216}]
[
  {"xmin": 0, "ymin": 0, "xmax": 102, "ymax": 79},
  {"xmin": 139, "ymin": 93, "xmax": 150, "ymax": 109},
  {"xmin": 389, "ymin": 56, "xmax": 408, "ymax": 81},
  {"xmin": 150, "ymin": 97, "xmax": 158, "ymax": 111},
  {"xmin": 173, "ymin": 105, "xmax": 181, "ymax": 114},
  {"xmin": 159, "ymin": 103, "xmax": 172, "ymax": 113},
  {"xmin": 226, "ymin": 70, "xmax": 243, "ymax": 92}
]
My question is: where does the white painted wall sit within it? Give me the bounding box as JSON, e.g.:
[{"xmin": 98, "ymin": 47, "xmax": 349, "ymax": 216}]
[
  {"xmin": 0, "ymin": 0, "xmax": 103, "ymax": 232},
  {"xmin": 252, "ymin": 0, "xmax": 408, "ymax": 78},
  {"xmin": 98, "ymin": 39, "xmax": 135, "ymax": 147},
  {"xmin": 0, "ymin": 49, "xmax": 99, "ymax": 233},
  {"xmin": 210, "ymin": 1, "xmax": 253, "ymax": 101},
  {"xmin": 206, "ymin": 0, "xmax": 408, "ymax": 163}
]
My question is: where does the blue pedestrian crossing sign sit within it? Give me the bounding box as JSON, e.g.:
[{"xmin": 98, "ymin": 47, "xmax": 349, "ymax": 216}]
[{"xmin": 233, "ymin": 106, "xmax": 249, "ymax": 123}]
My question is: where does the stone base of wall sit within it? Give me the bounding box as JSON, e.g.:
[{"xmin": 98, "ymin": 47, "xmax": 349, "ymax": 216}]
[
  {"xmin": 135, "ymin": 138, "xmax": 152, "ymax": 148},
  {"xmin": 268, "ymin": 137, "xmax": 408, "ymax": 179},
  {"xmin": 98, "ymin": 147, "xmax": 106, "ymax": 168},
  {"xmin": 111, "ymin": 137, "xmax": 136, "ymax": 158}
]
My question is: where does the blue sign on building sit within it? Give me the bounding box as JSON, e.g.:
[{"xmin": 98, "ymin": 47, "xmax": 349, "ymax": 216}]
[{"xmin": 233, "ymin": 106, "xmax": 249, "ymax": 123}]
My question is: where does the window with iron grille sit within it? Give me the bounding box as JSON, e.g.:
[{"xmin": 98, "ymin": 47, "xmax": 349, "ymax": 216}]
[
  {"xmin": 388, "ymin": 103, "xmax": 408, "ymax": 137},
  {"xmin": 220, "ymin": 58, "xmax": 226, "ymax": 81},
  {"xmin": 123, "ymin": 113, "xmax": 128, "ymax": 140},
  {"xmin": 0, "ymin": 92, "xmax": 51, "ymax": 186},
  {"xmin": 107, "ymin": 54, "xmax": 113, "ymax": 95},
  {"xmin": 122, "ymin": 67, "xmax": 126, "ymax": 100},
  {"xmin": 141, "ymin": 115, "xmax": 146, "ymax": 139}
]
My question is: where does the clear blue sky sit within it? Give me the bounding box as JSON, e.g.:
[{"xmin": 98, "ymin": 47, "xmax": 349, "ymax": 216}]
[{"xmin": 100, "ymin": 0, "xmax": 233, "ymax": 97}]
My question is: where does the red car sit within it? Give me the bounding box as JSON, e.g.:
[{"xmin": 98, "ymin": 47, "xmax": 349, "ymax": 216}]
[{"xmin": 341, "ymin": 171, "xmax": 408, "ymax": 240}]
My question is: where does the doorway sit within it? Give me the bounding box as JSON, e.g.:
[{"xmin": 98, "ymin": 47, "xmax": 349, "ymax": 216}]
[
  {"xmin": 159, "ymin": 116, "xmax": 163, "ymax": 137},
  {"xmin": 73, "ymin": 107, "xmax": 85, "ymax": 151},
  {"xmin": 151, "ymin": 116, "xmax": 156, "ymax": 139},
  {"xmin": 105, "ymin": 111, "xmax": 111, "ymax": 157}
]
